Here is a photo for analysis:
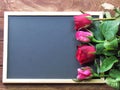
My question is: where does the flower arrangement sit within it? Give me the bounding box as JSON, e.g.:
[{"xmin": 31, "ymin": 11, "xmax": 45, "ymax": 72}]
[{"xmin": 73, "ymin": 3, "xmax": 120, "ymax": 89}]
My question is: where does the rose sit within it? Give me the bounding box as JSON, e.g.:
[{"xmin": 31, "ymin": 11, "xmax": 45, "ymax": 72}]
[
  {"xmin": 77, "ymin": 66, "xmax": 92, "ymax": 80},
  {"xmin": 74, "ymin": 14, "xmax": 92, "ymax": 30},
  {"xmin": 76, "ymin": 45, "xmax": 96, "ymax": 65},
  {"xmin": 75, "ymin": 29, "xmax": 93, "ymax": 43}
]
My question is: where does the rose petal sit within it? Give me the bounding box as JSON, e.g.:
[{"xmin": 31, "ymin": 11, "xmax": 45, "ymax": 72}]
[
  {"xmin": 77, "ymin": 68, "xmax": 84, "ymax": 74},
  {"xmin": 75, "ymin": 30, "xmax": 92, "ymax": 43},
  {"xmin": 77, "ymin": 74, "xmax": 87, "ymax": 80},
  {"xmin": 74, "ymin": 14, "xmax": 92, "ymax": 30},
  {"xmin": 83, "ymin": 69, "xmax": 91, "ymax": 76},
  {"xmin": 76, "ymin": 45, "xmax": 96, "ymax": 65}
]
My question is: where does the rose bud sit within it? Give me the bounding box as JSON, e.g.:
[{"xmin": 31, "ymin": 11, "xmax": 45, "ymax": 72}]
[
  {"xmin": 77, "ymin": 66, "xmax": 93, "ymax": 80},
  {"xmin": 75, "ymin": 29, "xmax": 93, "ymax": 43},
  {"xmin": 74, "ymin": 14, "xmax": 92, "ymax": 30},
  {"xmin": 76, "ymin": 45, "xmax": 96, "ymax": 65}
]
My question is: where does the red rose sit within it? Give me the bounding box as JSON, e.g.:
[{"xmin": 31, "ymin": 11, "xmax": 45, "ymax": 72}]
[
  {"xmin": 77, "ymin": 66, "xmax": 93, "ymax": 80},
  {"xmin": 74, "ymin": 14, "xmax": 92, "ymax": 30},
  {"xmin": 76, "ymin": 45, "xmax": 96, "ymax": 65}
]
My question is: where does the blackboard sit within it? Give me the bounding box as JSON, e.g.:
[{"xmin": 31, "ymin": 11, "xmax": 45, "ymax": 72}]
[{"xmin": 3, "ymin": 12, "xmax": 104, "ymax": 83}]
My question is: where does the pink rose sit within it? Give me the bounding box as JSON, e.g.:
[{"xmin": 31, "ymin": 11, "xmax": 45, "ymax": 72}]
[
  {"xmin": 77, "ymin": 66, "xmax": 92, "ymax": 80},
  {"xmin": 75, "ymin": 29, "xmax": 93, "ymax": 43},
  {"xmin": 76, "ymin": 45, "xmax": 96, "ymax": 65},
  {"xmin": 74, "ymin": 14, "xmax": 92, "ymax": 30}
]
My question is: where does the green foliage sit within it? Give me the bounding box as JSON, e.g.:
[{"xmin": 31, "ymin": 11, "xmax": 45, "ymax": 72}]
[
  {"xmin": 104, "ymin": 38, "xmax": 118, "ymax": 50},
  {"xmin": 100, "ymin": 56, "xmax": 118, "ymax": 73},
  {"xmin": 118, "ymin": 50, "xmax": 120, "ymax": 57},
  {"xmin": 91, "ymin": 7, "xmax": 120, "ymax": 89},
  {"xmin": 106, "ymin": 78, "xmax": 120, "ymax": 89},
  {"xmin": 114, "ymin": 7, "xmax": 120, "ymax": 18},
  {"xmin": 96, "ymin": 43, "xmax": 104, "ymax": 54},
  {"xmin": 90, "ymin": 9, "xmax": 120, "ymax": 88},
  {"xmin": 109, "ymin": 69, "xmax": 120, "ymax": 80},
  {"xmin": 96, "ymin": 43, "xmax": 117, "ymax": 56},
  {"xmin": 74, "ymin": 4, "xmax": 120, "ymax": 89},
  {"xmin": 92, "ymin": 5, "xmax": 120, "ymax": 89},
  {"xmin": 105, "ymin": 11, "xmax": 112, "ymax": 18},
  {"xmin": 94, "ymin": 59, "xmax": 100, "ymax": 74},
  {"xmin": 102, "ymin": 49, "xmax": 116, "ymax": 56},
  {"xmin": 100, "ymin": 21, "xmax": 120, "ymax": 41},
  {"xmin": 91, "ymin": 21, "xmax": 104, "ymax": 40}
]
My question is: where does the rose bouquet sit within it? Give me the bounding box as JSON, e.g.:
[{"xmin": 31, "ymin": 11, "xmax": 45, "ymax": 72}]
[{"xmin": 73, "ymin": 3, "xmax": 120, "ymax": 89}]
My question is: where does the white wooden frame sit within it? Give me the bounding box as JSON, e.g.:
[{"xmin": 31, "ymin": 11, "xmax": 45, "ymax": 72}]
[{"xmin": 3, "ymin": 11, "xmax": 105, "ymax": 83}]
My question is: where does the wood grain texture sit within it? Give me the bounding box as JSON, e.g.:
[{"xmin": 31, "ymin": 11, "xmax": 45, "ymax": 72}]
[
  {"xmin": 0, "ymin": 18, "xmax": 3, "ymax": 41},
  {"xmin": 0, "ymin": 84, "xmax": 115, "ymax": 90},
  {"xmin": 0, "ymin": 0, "xmax": 119, "ymax": 13},
  {"xmin": 0, "ymin": 41, "xmax": 3, "ymax": 66},
  {"xmin": 0, "ymin": 0, "xmax": 120, "ymax": 89}
]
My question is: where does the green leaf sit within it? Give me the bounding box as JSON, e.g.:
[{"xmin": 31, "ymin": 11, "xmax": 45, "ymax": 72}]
[
  {"xmin": 92, "ymin": 72, "xmax": 99, "ymax": 77},
  {"xmin": 117, "ymin": 36, "xmax": 120, "ymax": 43},
  {"xmin": 100, "ymin": 21, "xmax": 120, "ymax": 41},
  {"xmin": 94, "ymin": 59, "xmax": 100, "ymax": 74},
  {"xmin": 72, "ymin": 79, "xmax": 81, "ymax": 82},
  {"xmin": 91, "ymin": 21, "xmax": 104, "ymax": 40},
  {"xmin": 103, "ymin": 49, "xmax": 116, "ymax": 56},
  {"xmin": 96, "ymin": 43, "xmax": 104, "ymax": 54},
  {"xmin": 109, "ymin": 69, "xmax": 120, "ymax": 80},
  {"xmin": 116, "ymin": 63, "xmax": 120, "ymax": 70},
  {"xmin": 118, "ymin": 50, "xmax": 120, "ymax": 57},
  {"xmin": 105, "ymin": 11, "xmax": 112, "ymax": 18},
  {"xmin": 100, "ymin": 56, "xmax": 118, "ymax": 73},
  {"xmin": 115, "ymin": 13, "xmax": 120, "ymax": 19},
  {"xmin": 106, "ymin": 77, "xmax": 120, "ymax": 89},
  {"xmin": 114, "ymin": 7, "xmax": 120, "ymax": 14},
  {"xmin": 104, "ymin": 38, "xmax": 118, "ymax": 50}
]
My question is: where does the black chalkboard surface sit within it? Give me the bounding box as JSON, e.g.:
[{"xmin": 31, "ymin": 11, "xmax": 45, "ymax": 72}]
[{"xmin": 3, "ymin": 12, "xmax": 104, "ymax": 83}]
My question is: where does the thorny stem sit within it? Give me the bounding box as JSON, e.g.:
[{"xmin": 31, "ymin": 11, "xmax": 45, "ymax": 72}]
[
  {"xmin": 88, "ymin": 36, "xmax": 104, "ymax": 43},
  {"xmin": 94, "ymin": 75, "xmax": 109, "ymax": 78},
  {"xmin": 93, "ymin": 18, "xmax": 116, "ymax": 21},
  {"xmin": 92, "ymin": 38, "xmax": 104, "ymax": 43},
  {"xmin": 79, "ymin": 10, "xmax": 85, "ymax": 14}
]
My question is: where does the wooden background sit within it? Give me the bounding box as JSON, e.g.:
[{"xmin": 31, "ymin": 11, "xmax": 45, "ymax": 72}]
[{"xmin": 0, "ymin": 0, "xmax": 120, "ymax": 90}]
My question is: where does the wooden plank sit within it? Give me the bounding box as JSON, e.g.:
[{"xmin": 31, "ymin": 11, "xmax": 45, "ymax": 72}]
[
  {"xmin": 0, "ymin": 84, "xmax": 115, "ymax": 90},
  {"xmin": 0, "ymin": 0, "xmax": 120, "ymax": 16},
  {"xmin": 0, "ymin": 0, "xmax": 6, "ymax": 18},
  {"xmin": 0, "ymin": 67, "xmax": 2, "ymax": 83},
  {"xmin": 0, "ymin": 18, "xmax": 3, "ymax": 41},
  {"xmin": 0, "ymin": 41, "xmax": 3, "ymax": 66}
]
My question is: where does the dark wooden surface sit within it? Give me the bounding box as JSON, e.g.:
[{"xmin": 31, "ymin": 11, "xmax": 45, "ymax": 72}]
[{"xmin": 0, "ymin": 0, "xmax": 120, "ymax": 90}]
